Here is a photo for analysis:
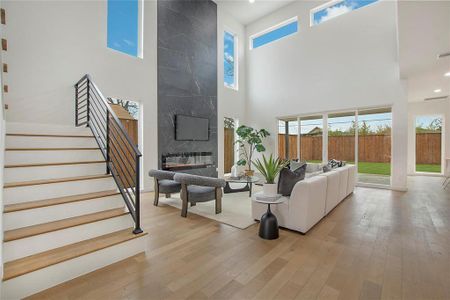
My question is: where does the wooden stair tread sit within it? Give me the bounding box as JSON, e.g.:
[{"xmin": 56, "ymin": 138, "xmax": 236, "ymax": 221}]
[
  {"xmin": 4, "ymin": 208, "xmax": 128, "ymax": 242},
  {"xmin": 3, "ymin": 228, "xmax": 147, "ymax": 281},
  {"xmin": 5, "ymin": 160, "xmax": 105, "ymax": 168},
  {"xmin": 6, "ymin": 133, "xmax": 94, "ymax": 138},
  {"xmin": 4, "ymin": 190, "xmax": 120, "ymax": 213},
  {"xmin": 4, "ymin": 174, "xmax": 112, "ymax": 188},
  {"xmin": 5, "ymin": 147, "xmax": 99, "ymax": 151}
]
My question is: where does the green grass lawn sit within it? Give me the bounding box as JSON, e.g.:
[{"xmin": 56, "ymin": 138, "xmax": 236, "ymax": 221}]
[{"xmin": 305, "ymin": 160, "xmax": 441, "ymax": 175}]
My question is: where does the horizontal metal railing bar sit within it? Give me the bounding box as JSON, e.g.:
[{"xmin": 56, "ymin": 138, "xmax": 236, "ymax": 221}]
[
  {"xmin": 77, "ymin": 103, "xmax": 87, "ymax": 111},
  {"xmin": 75, "ymin": 74, "xmax": 141, "ymax": 234},
  {"xmin": 86, "ymin": 76, "xmax": 141, "ymax": 157},
  {"xmin": 108, "ymin": 146, "xmax": 137, "ymax": 189},
  {"xmin": 77, "ymin": 84, "xmax": 88, "ymax": 95},
  {"xmin": 108, "ymin": 162, "xmax": 137, "ymax": 206},
  {"xmin": 108, "ymin": 121, "xmax": 138, "ymax": 167}
]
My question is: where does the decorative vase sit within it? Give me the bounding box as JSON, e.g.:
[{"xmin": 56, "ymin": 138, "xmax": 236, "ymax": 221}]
[
  {"xmin": 263, "ymin": 183, "xmax": 277, "ymax": 197},
  {"xmin": 244, "ymin": 169, "xmax": 255, "ymax": 177}
]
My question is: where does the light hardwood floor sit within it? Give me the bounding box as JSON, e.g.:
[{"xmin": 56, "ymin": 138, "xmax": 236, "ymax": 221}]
[{"xmin": 27, "ymin": 176, "xmax": 450, "ymax": 300}]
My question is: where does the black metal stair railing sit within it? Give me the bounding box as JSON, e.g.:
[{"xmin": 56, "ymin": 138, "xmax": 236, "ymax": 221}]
[{"xmin": 75, "ymin": 74, "xmax": 143, "ymax": 234}]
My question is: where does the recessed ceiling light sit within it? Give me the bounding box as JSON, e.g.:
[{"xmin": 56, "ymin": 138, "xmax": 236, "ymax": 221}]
[
  {"xmin": 445, "ymin": 72, "xmax": 450, "ymax": 77},
  {"xmin": 249, "ymin": 0, "xmax": 255, "ymax": 3},
  {"xmin": 434, "ymin": 89, "xmax": 442, "ymax": 93}
]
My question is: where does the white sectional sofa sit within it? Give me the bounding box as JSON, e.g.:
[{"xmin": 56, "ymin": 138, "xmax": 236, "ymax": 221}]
[{"xmin": 252, "ymin": 164, "xmax": 357, "ymax": 234}]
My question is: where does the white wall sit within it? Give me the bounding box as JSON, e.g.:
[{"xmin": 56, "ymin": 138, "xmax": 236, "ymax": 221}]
[
  {"xmin": 407, "ymin": 99, "xmax": 450, "ymax": 175},
  {"xmin": 2, "ymin": 0, "xmax": 157, "ymax": 190},
  {"xmin": 217, "ymin": 5, "xmax": 247, "ymax": 176},
  {"xmin": 245, "ymin": 0, "xmax": 408, "ymax": 190}
]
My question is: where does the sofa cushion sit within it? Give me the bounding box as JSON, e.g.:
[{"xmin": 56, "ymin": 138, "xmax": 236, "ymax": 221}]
[
  {"xmin": 277, "ymin": 164, "xmax": 306, "ymax": 196},
  {"xmin": 187, "ymin": 185, "xmax": 216, "ymax": 203}
]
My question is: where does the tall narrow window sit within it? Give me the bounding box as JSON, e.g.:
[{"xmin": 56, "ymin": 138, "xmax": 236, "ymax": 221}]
[
  {"xmin": 107, "ymin": 0, "xmax": 139, "ymax": 57},
  {"xmin": 224, "ymin": 31, "xmax": 237, "ymax": 89},
  {"xmin": 311, "ymin": 0, "xmax": 378, "ymax": 26},
  {"xmin": 250, "ymin": 17, "xmax": 298, "ymax": 49}
]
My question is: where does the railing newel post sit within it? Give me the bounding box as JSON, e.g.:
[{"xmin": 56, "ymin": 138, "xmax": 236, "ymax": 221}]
[
  {"xmin": 133, "ymin": 154, "xmax": 143, "ymax": 234},
  {"xmin": 106, "ymin": 109, "xmax": 110, "ymax": 174},
  {"xmin": 75, "ymin": 83, "xmax": 79, "ymax": 126},
  {"xmin": 86, "ymin": 78, "xmax": 90, "ymax": 127}
]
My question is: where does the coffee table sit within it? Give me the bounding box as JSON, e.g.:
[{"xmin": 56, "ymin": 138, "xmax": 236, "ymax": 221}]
[
  {"xmin": 223, "ymin": 175, "xmax": 259, "ymax": 197},
  {"xmin": 253, "ymin": 192, "xmax": 285, "ymax": 240}
]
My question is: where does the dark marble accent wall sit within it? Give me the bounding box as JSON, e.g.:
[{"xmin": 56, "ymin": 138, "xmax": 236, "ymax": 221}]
[{"xmin": 157, "ymin": 0, "xmax": 218, "ymax": 177}]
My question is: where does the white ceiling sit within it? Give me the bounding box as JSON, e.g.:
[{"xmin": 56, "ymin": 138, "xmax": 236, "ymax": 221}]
[
  {"xmin": 397, "ymin": 1, "xmax": 450, "ymax": 102},
  {"xmin": 215, "ymin": 0, "xmax": 295, "ymax": 25}
]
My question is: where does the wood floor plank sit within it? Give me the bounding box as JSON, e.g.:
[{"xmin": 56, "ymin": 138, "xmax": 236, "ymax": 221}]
[
  {"xmin": 4, "ymin": 208, "xmax": 128, "ymax": 242},
  {"xmin": 3, "ymin": 228, "xmax": 147, "ymax": 281},
  {"xmin": 25, "ymin": 176, "xmax": 450, "ymax": 300}
]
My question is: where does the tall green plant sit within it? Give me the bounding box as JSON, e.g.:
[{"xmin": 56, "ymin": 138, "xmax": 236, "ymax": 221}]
[
  {"xmin": 235, "ymin": 125, "xmax": 270, "ymax": 171},
  {"xmin": 252, "ymin": 154, "xmax": 288, "ymax": 184}
]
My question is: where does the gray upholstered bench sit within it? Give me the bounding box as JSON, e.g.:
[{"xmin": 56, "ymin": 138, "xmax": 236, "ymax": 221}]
[
  {"xmin": 174, "ymin": 173, "xmax": 226, "ymax": 217},
  {"xmin": 148, "ymin": 170, "xmax": 181, "ymax": 206}
]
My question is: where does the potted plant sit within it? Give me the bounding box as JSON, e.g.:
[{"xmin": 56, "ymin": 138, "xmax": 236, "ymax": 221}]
[
  {"xmin": 253, "ymin": 154, "xmax": 289, "ymax": 196},
  {"xmin": 235, "ymin": 125, "xmax": 270, "ymax": 177}
]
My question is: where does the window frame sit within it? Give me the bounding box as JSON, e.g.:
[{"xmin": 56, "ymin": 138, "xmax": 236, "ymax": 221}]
[
  {"xmin": 310, "ymin": 0, "xmax": 378, "ymax": 27},
  {"xmin": 107, "ymin": 0, "xmax": 143, "ymax": 58},
  {"xmin": 224, "ymin": 30, "xmax": 238, "ymax": 91},
  {"xmin": 249, "ymin": 16, "xmax": 298, "ymax": 50}
]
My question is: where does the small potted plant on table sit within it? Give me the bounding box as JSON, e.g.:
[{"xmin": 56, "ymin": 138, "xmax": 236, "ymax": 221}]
[{"xmin": 253, "ymin": 154, "xmax": 288, "ymax": 196}]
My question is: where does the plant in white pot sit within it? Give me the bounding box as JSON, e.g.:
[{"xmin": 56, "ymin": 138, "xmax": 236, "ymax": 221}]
[{"xmin": 253, "ymin": 154, "xmax": 289, "ymax": 197}]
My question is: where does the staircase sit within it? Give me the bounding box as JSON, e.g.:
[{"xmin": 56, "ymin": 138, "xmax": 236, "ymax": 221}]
[{"xmin": 1, "ymin": 122, "xmax": 147, "ymax": 298}]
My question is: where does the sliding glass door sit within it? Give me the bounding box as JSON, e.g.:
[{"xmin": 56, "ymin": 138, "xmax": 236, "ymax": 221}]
[
  {"xmin": 327, "ymin": 112, "xmax": 356, "ymax": 163},
  {"xmin": 415, "ymin": 115, "xmax": 442, "ymax": 173},
  {"xmin": 300, "ymin": 115, "xmax": 323, "ymax": 163},
  {"xmin": 357, "ymin": 108, "xmax": 392, "ymax": 186}
]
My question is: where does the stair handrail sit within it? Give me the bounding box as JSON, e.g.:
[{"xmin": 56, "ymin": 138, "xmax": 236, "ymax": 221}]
[{"xmin": 74, "ymin": 74, "xmax": 143, "ymax": 234}]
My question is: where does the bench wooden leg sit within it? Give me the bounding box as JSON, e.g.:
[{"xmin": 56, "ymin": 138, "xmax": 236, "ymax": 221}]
[
  {"xmin": 215, "ymin": 187, "xmax": 222, "ymax": 214},
  {"xmin": 153, "ymin": 179, "xmax": 159, "ymax": 206},
  {"xmin": 181, "ymin": 184, "xmax": 188, "ymax": 217}
]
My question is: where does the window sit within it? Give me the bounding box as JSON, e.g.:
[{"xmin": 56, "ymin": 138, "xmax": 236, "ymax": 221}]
[
  {"xmin": 224, "ymin": 31, "xmax": 237, "ymax": 89},
  {"xmin": 250, "ymin": 17, "xmax": 298, "ymax": 49},
  {"xmin": 311, "ymin": 0, "xmax": 378, "ymax": 26},
  {"xmin": 107, "ymin": 0, "xmax": 140, "ymax": 57}
]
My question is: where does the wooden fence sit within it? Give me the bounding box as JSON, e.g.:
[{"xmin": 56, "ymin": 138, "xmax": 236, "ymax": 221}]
[
  {"xmin": 224, "ymin": 128, "xmax": 234, "ymax": 173},
  {"xmin": 278, "ymin": 133, "xmax": 441, "ymax": 164}
]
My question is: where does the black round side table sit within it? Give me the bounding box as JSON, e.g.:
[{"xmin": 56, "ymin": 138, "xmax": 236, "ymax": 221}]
[{"xmin": 253, "ymin": 192, "xmax": 285, "ymax": 240}]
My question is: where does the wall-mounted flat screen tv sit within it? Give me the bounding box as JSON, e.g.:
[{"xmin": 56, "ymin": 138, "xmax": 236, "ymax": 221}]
[{"xmin": 175, "ymin": 115, "xmax": 209, "ymax": 141}]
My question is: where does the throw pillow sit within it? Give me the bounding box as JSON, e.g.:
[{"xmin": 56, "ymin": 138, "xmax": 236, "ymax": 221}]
[
  {"xmin": 323, "ymin": 165, "xmax": 332, "ymax": 173},
  {"xmin": 289, "ymin": 160, "xmax": 306, "ymax": 172},
  {"xmin": 277, "ymin": 164, "xmax": 306, "ymax": 196}
]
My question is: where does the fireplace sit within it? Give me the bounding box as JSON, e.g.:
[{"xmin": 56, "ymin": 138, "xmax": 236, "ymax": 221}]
[{"xmin": 161, "ymin": 152, "xmax": 214, "ymax": 171}]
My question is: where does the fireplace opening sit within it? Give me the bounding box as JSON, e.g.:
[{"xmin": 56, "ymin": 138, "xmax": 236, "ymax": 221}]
[{"xmin": 161, "ymin": 152, "xmax": 214, "ymax": 171}]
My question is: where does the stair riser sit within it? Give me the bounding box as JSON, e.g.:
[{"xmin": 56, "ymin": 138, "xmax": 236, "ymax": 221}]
[
  {"xmin": 6, "ymin": 136, "xmax": 98, "ymax": 148},
  {"xmin": 2, "ymin": 236, "xmax": 146, "ymax": 299},
  {"xmin": 5, "ymin": 163, "xmax": 107, "ymax": 182},
  {"xmin": 4, "ymin": 177, "xmax": 117, "ymax": 204},
  {"xmin": 4, "ymin": 195, "xmax": 124, "ymax": 230},
  {"xmin": 3, "ymin": 215, "xmax": 133, "ymax": 262},
  {"xmin": 5, "ymin": 149, "xmax": 104, "ymax": 165}
]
